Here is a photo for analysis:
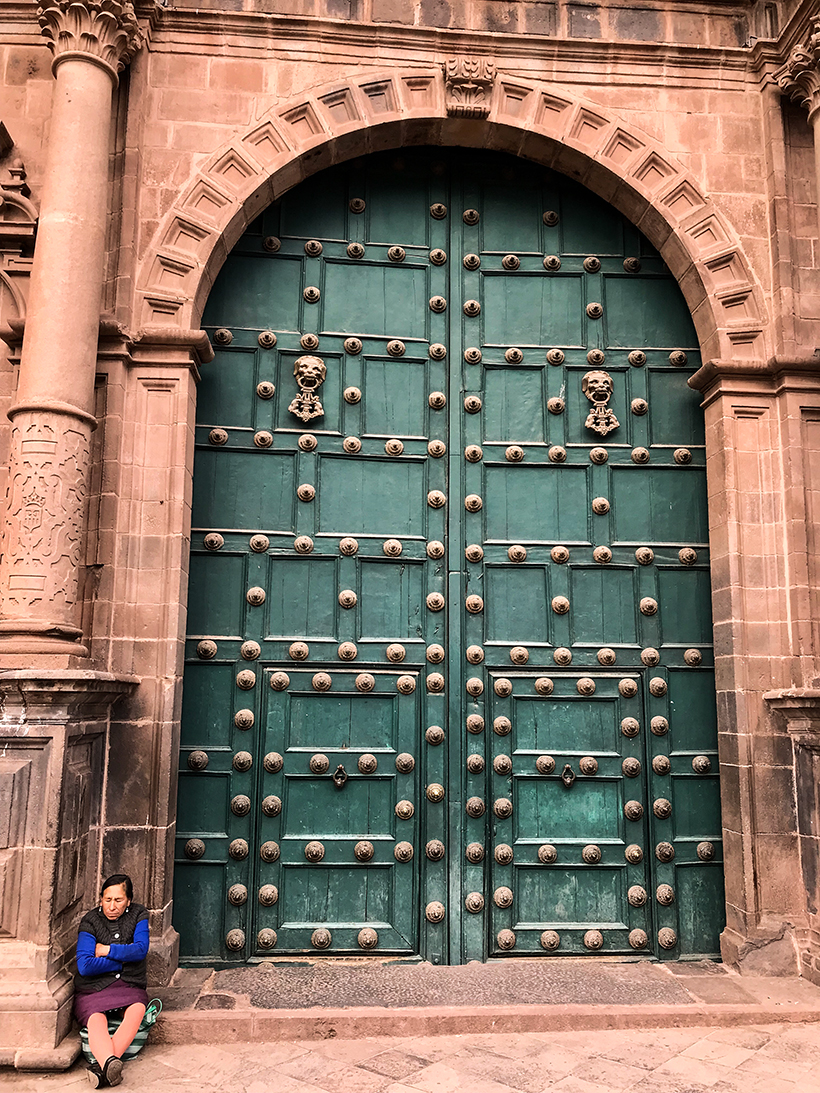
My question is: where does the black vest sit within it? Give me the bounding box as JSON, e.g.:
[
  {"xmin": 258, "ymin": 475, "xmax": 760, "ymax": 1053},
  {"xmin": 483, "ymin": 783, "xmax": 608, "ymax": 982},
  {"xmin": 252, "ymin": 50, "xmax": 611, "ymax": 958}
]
[{"xmin": 74, "ymin": 904, "xmax": 148, "ymax": 994}]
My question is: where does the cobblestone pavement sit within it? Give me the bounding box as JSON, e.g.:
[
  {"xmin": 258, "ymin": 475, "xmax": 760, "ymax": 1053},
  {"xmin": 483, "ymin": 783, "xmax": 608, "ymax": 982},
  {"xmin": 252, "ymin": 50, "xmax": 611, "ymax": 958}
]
[{"xmin": 3, "ymin": 1022, "xmax": 820, "ymax": 1092}]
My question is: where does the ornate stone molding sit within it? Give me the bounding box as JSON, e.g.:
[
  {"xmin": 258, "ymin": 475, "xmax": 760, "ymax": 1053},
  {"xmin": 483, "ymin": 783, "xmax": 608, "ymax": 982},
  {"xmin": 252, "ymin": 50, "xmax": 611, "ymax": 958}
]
[
  {"xmin": 444, "ymin": 57, "xmax": 496, "ymax": 118},
  {"xmin": 37, "ymin": 0, "xmax": 143, "ymax": 80},
  {"xmin": 765, "ymin": 688, "xmax": 820, "ymax": 749},
  {"xmin": 775, "ymin": 19, "xmax": 820, "ymax": 117}
]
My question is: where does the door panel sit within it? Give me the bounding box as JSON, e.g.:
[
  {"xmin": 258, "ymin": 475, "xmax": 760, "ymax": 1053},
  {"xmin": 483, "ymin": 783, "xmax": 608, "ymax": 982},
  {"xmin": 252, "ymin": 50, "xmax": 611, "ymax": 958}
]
[{"xmin": 175, "ymin": 148, "xmax": 723, "ymax": 965}]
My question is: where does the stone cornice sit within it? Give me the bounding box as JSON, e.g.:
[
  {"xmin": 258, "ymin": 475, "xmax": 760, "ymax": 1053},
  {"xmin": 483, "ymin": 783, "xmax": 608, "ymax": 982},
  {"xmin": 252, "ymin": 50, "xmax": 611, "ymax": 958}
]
[
  {"xmin": 774, "ymin": 16, "xmax": 820, "ymax": 116},
  {"xmin": 37, "ymin": 0, "xmax": 143, "ymax": 81}
]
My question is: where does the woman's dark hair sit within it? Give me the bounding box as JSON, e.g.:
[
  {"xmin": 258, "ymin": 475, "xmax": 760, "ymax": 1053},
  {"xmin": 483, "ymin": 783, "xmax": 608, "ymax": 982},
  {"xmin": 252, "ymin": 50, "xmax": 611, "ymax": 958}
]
[{"xmin": 100, "ymin": 874, "xmax": 133, "ymax": 900}]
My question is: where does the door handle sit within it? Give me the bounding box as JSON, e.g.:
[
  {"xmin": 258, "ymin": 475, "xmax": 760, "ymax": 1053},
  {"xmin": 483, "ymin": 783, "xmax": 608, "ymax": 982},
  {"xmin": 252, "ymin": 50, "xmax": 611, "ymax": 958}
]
[
  {"xmin": 561, "ymin": 764, "xmax": 576, "ymax": 789},
  {"xmin": 332, "ymin": 764, "xmax": 348, "ymax": 790}
]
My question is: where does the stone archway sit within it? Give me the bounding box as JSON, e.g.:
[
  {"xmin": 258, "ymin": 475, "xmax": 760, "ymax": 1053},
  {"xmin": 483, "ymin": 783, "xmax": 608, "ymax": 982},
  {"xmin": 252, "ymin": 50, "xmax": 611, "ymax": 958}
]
[{"xmin": 133, "ymin": 67, "xmax": 770, "ymax": 365}]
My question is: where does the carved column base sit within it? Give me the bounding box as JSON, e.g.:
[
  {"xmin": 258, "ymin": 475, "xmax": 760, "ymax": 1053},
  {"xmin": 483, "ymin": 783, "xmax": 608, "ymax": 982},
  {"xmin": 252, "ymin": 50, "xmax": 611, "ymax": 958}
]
[
  {"xmin": 765, "ymin": 689, "xmax": 820, "ymax": 982},
  {"xmin": 0, "ymin": 671, "xmax": 137, "ymax": 1069}
]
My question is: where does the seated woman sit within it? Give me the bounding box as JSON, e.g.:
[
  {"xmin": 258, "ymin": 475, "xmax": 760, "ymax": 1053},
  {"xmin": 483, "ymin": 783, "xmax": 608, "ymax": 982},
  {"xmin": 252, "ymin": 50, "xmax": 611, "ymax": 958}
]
[{"xmin": 74, "ymin": 874, "xmax": 150, "ymax": 1088}]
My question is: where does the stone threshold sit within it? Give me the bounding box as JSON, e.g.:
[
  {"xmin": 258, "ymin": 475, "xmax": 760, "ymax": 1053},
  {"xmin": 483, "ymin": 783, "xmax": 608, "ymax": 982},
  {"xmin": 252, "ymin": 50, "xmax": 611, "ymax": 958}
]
[{"xmin": 149, "ymin": 960, "xmax": 820, "ymax": 1045}]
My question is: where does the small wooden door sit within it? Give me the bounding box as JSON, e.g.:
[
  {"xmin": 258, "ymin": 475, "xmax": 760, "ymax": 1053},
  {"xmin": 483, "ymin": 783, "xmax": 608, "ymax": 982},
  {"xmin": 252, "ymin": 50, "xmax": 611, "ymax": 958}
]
[{"xmin": 174, "ymin": 148, "xmax": 723, "ymax": 964}]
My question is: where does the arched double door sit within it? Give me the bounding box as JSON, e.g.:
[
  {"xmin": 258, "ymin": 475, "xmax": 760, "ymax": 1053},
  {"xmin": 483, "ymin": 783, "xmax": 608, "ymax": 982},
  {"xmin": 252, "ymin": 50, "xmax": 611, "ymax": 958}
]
[{"xmin": 174, "ymin": 148, "xmax": 724, "ymax": 965}]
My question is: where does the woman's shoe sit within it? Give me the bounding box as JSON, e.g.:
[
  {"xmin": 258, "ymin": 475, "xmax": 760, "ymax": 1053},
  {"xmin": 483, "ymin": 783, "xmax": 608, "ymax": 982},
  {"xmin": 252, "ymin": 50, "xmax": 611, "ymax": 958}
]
[
  {"xmin": 85, "ymin": 1061, "xmax": 105, "ymax": 1088},
  {"xmin": 102, "ymin": 1056, "xmax": 123, "ymax": 1087}
]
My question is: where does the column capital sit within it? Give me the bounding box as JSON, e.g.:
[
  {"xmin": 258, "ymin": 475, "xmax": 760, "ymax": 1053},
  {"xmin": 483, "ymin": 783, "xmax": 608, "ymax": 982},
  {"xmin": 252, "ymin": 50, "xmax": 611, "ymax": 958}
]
[
  {"xmin": 775, "ymin": 18, "xmax": 820, "ymax": 119},
  {"xmin": 37, "ymin": 0, "xmax": 143, "ymax": 82}
]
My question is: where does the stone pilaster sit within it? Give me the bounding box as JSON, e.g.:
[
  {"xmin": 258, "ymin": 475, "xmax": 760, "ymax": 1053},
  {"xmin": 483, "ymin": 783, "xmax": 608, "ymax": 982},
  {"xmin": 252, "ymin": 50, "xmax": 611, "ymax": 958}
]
[
  {"xmin": 0, "ymin": 1, "xmax": 142, "ymax": 660},
  {"xmin": 775, "ymin": 19, "xmax": 820, "ymax": 240}
]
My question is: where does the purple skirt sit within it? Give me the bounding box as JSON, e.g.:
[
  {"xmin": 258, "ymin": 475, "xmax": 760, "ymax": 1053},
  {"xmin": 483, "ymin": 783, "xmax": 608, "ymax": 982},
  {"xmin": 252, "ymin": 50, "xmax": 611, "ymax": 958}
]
[{"xmin": 74, "ymin": 982, "xmax": 149, "ymax": 1028}]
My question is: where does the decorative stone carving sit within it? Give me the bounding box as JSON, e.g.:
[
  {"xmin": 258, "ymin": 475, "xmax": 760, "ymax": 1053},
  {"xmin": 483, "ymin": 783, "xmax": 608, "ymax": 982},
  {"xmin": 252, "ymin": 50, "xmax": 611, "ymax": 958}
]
[
  {"xmin": 621, "ymin": 717, "xmax": 640, "ymax": 737},
  {"xmin": 467, "ymin": 714, "xmax": 485, "ymax": 733},
  {"xmin": 493, "ymin": 716, "xmax": 511, "ymax": 735},
  {"xmin": 536, "ymin": 755, "xmax": 555, "ymax": 774},
  {"xmin": 658, "ymin": 927, "xmax": 678, "ymax": 949},
  {"xmin": 653, "ymin": 755, "xmax": 671, "ymax": 774},
  {"xmin": 395, "ymin": 799, "xmax": 414, "ymax": 820},
  {"xmin": 38, "ymin": 0, "xmax": 145, "ymax": 76},
  {"xmin": 298, "ymin": 434, "xmax": 318, "ymax": 452},
  {"xmin": 264, "ymin": 752, "xmax": 283, "ymax": 773},
  {"xmin": 184, "ymin": 838, "xmax": 205, "ymax": 859},
  {"xmin": 541, "ymin": 930, "xmax": 560, "ymax": 950},
  {"xmin": 535, "ymin": 677, "xmax": 554, "ymax": 695},
  {"xmin": 426, "ymin": 725, "xmax": 445, "ymax": 745},
  {"xmin": 465, "ymin": 842, "xmax": 485, "ymax": 862},
  {"xmin": 235, "ymin": 709, "xmax": 254, "ymax": 728},
  {"xmin": 397, "ymin": 675, "xmax": 416, "ymax": 694},
  {"xmin": 426, "ymin": 901, "xmax": 446, "ymax": 923},
  {"xmin": 494, "ymin": 677, "xmax": 513, "ymax": 697},
  {"xmin": 288, "ymin": 355, "xmax": 326, "ymax": 422},
  {"xmin": 358, "ymin": 928, "xmax": 378, "ymax": 949},
  {"xmin": 582, "ymin": 844, "xmax": 602, "ymax": 864},
  {"xmin": 355, "ymin": 673, "xmax": 375, "ymax": 692},
  {"xmin": 584, "ymin": 930, "xmax": 604, "ymax": 950},
  {"xmin": 625, "ymin": 844, "xmax": 643, "ymax": 863},
  {"xmin": 394, "ymin": 842, "xmax": 414, "ymax": 862},
  {"xmin": 444, "ymin": 57, "xmax": 496, "ymax": 118}
]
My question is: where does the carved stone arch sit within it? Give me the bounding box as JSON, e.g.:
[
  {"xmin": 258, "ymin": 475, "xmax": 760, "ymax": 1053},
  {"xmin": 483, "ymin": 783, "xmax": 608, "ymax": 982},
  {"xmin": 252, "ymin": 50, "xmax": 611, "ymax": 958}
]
[{"xmin": 134, "ymin": 67, "xmax": 770, "ymax": 363}]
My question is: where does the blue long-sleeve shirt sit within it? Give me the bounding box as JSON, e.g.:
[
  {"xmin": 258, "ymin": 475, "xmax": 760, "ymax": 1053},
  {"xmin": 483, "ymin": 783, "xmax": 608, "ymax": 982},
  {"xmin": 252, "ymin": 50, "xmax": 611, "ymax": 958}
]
[{"xmin": 76, "ymin": 919, "xmax": 149, "ymax": 977}]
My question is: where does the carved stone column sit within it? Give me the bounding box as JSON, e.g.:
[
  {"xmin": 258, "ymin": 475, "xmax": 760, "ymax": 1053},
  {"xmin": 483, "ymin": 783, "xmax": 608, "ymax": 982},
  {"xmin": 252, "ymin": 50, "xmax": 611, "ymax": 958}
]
[
  {"xmin": 776, "ymin": 19, "xmax": 820, "ymax": 240},
  {"xmin": 0, "ymin": 1, "xmax": 141, "ymax": 659}
]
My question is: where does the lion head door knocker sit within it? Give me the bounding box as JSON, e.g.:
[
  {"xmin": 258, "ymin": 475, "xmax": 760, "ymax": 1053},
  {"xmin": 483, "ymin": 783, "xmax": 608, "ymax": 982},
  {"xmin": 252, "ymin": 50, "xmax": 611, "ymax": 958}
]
[
  {"xmin": 288, "ymin": 355, "xmax": 327, "ymax": 422},
  {"xmin": 582, "ymin": 370, "xmax": 619, "ymax": 437}
]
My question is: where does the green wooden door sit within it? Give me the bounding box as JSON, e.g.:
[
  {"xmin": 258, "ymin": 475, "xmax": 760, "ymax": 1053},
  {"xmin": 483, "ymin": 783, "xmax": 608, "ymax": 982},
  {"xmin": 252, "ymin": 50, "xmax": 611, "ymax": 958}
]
[{"xmin": 174, "ymin": 149, "xmax": 723, "ymax": 965}]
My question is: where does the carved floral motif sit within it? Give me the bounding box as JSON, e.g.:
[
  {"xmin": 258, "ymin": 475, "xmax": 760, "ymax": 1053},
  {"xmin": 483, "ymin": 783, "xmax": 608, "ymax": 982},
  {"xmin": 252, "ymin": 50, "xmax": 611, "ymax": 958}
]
[
  {"xmin": 37, "ymin": 0, "xmax": 143, "ymax": 77},
  {"xmin": 776, "ymin": 20, "xmax": 820, "ymax": 115},
  {"xmin": 444, "ymin": 57, "xmax": 497, "ymax": 118}
]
